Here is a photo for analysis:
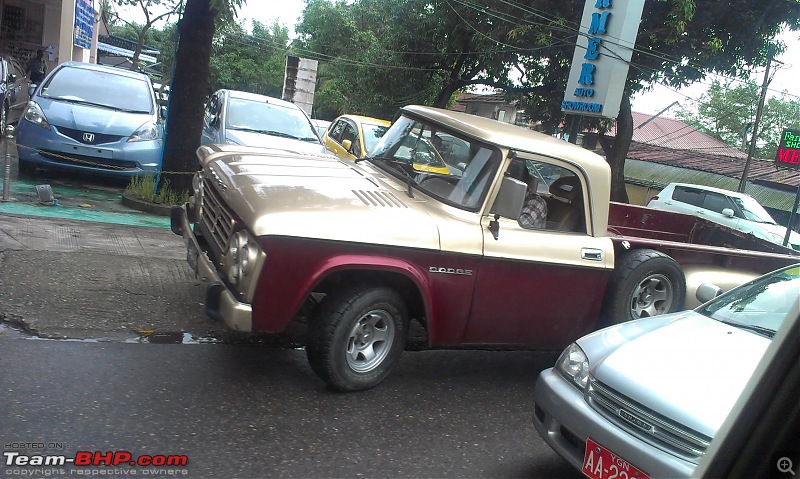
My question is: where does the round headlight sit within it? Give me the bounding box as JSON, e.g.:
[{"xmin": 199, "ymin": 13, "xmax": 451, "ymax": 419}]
[
  {"xmin": 557, "ymin": 343, "xmax": 590, "ymax": 389},
  {"xmin": 240, "ymin": 243, "xmax": 251, "ymax": 275}
]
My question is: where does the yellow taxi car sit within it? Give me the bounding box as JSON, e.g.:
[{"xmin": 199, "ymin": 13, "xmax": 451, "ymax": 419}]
[{"xmin": 322, "ymin": 114, "xmax": 450, "ymax": 174}]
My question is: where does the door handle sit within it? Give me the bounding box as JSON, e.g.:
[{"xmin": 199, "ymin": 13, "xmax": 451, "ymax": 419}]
[{"xmin": 581, "ymin": 248, "xmax": 603, "ymax": 261}]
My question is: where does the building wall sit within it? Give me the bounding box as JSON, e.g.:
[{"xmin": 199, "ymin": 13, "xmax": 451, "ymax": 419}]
[
  {"xmin": 462, "ymin": 102, "xmax": 517, "ymax": 124},
  {"xmin": 0, "ymin": 0, "xmax": 97, "ymax": 69}
]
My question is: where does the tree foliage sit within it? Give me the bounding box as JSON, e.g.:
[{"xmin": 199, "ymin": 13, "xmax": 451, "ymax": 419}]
[
  {"xmin": 677, "ymin": 79, "xmax": 800, "ymax": 160},
  {"xmin": 209, "ymin": 20, "xmax": 290, "ymax": 98},
  {"xmin": 107, "ymin": 0, "xmax": 183, "ymax": 70}
]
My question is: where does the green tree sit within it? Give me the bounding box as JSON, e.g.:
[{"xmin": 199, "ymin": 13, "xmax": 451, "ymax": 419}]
[
  {"xmin": 159, "ymin": 0, "xmax": 241, "ymax": 194},
  {"xmin": 107, "ymin": 0, "xmax": 183, "ymax": 71},
  {"xmin": 678, "ymin": 79, "xmax": 800, "ymax": 159},
  {"xmin": 209, "ymin": 20, "xmax": 290, "ymax": 97}
]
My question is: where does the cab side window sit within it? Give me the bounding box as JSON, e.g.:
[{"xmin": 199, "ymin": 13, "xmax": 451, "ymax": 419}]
[
  {"xmin": 673, "ymin": 186, "xmax": 703, "ymax": 207},
  {"xmin": 702, "ymin": 192, "xmax": 734, "ymax": 214}
]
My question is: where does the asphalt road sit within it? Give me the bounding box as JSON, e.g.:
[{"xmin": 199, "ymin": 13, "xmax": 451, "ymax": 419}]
[{"xmin": 1, "ymin": 325, "xmax": 581, "ymax": 479}]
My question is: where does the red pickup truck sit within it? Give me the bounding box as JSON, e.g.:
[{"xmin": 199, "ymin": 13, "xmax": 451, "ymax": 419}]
[{"xmin": 171, "ymin": 105, "xmax": 798, "ymax": 391}]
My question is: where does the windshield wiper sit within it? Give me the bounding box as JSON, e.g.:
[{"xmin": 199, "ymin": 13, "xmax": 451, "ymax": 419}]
[
  {"xmin": 717, "ymin": 319, "xmax": 775, "ymax": 338},
  {"xmin": 49, "ymin": 97, "xmax": 141, "ymax": 112},
  {"xmin": 230, "ymin": 128, "xmax": 301, "ymax": 140}
]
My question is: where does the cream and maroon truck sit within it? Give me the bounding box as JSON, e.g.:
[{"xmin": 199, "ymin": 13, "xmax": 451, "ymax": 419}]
[{"xmin": 171, "ymin": 105, "xmax": 798, "ymax": 391}]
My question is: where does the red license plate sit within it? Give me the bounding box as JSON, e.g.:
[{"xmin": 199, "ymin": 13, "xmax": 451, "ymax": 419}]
[{"xmin": 582, "ymin": 438, "xmax": 651, "ymax": 479}]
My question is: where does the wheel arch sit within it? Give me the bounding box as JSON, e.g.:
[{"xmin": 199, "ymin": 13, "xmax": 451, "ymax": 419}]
[{"xmin": 295, "ymin": 257, "xmax": 431, "ymax": 340}]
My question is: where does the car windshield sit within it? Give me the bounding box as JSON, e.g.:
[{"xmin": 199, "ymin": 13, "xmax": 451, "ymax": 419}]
[
  {"xmin": 732, "ymin": 195, "xmax": 776, "ymax": 223},
  {"xmin": 225, "ymin": 97, "xmax": 318, "ymax": 141},
  {"xmin": 39, "ymin": 66, "xmax": 154, "ymax": 114},
  {"xmin": 360, "ymin": 122, "xmax": 389, "ymax": 155},
  {"xmin": 697, "ymin": 265, "xmax": 800, "ymax": 337},
  {"xmin": 369, "ymin": 115, "xmax": 500, "ymax": 211}
]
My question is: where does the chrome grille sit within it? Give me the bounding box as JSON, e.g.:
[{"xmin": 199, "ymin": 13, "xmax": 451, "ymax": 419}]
[
  {"xmin": 200, "ymin": 176, "xmax": 236, "ymax": 252},
  {"xmin": 589, "ymin": 378, "xmax": 711, "ymax": 457}
]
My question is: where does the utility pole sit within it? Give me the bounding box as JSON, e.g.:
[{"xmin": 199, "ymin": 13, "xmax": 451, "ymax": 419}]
[{"xmin": 738, "ymin": 44, "xmax": 774, "ymax": 193}]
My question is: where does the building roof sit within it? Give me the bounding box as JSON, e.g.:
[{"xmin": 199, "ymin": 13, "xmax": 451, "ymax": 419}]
[
  {"xmin": 610, "ymin": 112, "xmax": 747, "ymax": 159},
  {"xmin": 626, "ymin": 142, "xmax": 800, "ymax": 190},
  {"xmin": 455, "ymin": 92, "xmax": 509, "ymax": 103}
]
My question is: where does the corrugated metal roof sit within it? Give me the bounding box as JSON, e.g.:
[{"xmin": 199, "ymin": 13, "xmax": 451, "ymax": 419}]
[
  {"xmin": 625, "ymin": 159, "xmax": 799, "ymax": 211},
  {"xmin": 627, "ymin": 142, "xmax": 800, "ymax": 189}
]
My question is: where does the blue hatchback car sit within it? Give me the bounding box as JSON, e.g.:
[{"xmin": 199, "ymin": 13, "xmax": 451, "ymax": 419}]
[{"xmin": 16, "ymin": 62, "xmax": 163, "ymax": 178}]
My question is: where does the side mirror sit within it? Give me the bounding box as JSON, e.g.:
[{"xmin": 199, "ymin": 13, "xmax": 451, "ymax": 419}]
[
  {"xmin": 341, "ymin": 139, "xmax": 352, "ymax": 152},
  {"xmin": 490, "ymin": 176, "xmax": 526, "ymax": 219},
  {"xmin": 696, "ymin": 283, "xmax": 722, "ymax": 304},
  {"xmin": 28, "ymin": 83, "xmax": 38, "ymax": 97},
  {"xmin": 721, "ymin": 208, "xmax": 734, "ymax": 217},
  {"xmin": 159, "ymin": 106, "xmax": 167, "ymax": 119},
  {"xmin": 9, "ymin": 73, "xmax": 17, "ymax": 82}
]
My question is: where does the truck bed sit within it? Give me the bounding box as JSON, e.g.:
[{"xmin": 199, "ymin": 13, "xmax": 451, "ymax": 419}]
[{"xmin": 607, "ymin": 202, "xmax": 800, "ymax": 256}]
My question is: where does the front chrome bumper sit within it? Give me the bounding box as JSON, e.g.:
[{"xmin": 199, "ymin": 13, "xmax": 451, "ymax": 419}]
[
  {"xmin": 532, "ymin": 368, "xmax": 696, "ymax": 479},
  {"xmin": 171, "ymin": 204, "xmax": 253, "ymax": 332}
]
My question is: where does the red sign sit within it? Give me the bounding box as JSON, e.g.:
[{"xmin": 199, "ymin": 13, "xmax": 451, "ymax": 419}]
[{"xmin": 775, "ymin": 129, "xmax": 800, "ymax": 171}]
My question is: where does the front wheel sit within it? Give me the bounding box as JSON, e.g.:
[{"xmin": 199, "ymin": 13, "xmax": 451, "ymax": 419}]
[
  {"xmin": 306, "ymin": 286, "xmax": 408, "ymax": 392},
  {"xmin": 603, "ymin": 249, "xmax": 685, "ymax": 325}
]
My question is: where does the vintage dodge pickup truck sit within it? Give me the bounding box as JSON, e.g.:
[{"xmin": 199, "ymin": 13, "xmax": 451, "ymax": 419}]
[{"xmin": 171, "ymin": 105, "xmax": 798, "ymax": 391}]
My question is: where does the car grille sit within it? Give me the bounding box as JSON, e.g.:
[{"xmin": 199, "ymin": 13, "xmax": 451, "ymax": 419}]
[
  {"xmin": 39, "ymin": 150, "xmax": 138, "ymax": 171},
  {"xmin": 200, "ymin": 176, "xmax": 237, "ymax": 253},
  {"xmin": 57, "ymin": 126, "xmax": 124, "ymax": 145},
  {"xmin": 589, "ymin": 378, "xmax": 711, "ymax": 458}
]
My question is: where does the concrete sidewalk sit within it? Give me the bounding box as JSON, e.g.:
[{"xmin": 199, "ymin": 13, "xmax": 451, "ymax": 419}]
[{"xmin": 0, "ymin": 210, "xmax": 229, "ymax": 342}]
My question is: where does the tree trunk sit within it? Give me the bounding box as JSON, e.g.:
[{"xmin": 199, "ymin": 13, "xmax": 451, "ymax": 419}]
[
  {"xmin": 160, "ymin": 0, "xmax": 217, "ymax": 194},
  {"xmin": 599, "ymin": 95, "xmax": 632, "ymax": 204}
]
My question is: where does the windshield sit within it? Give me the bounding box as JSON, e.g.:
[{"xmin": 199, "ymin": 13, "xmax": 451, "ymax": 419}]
[
  {"xmin": 225, "ymin": 97, "xmax": 318, "ymax": 141},
  {"xmin": 361, "ymin": 122, "xmax": 389, "ymax": 155},
  {"xmin": 697, "ymin": 265, "xmax": 800, "ymax": 336},
  {"xmin": 40, "ymin": 66, "xmax": 154, "ymax": 114},
  {"xmin": 370, "ymin": 115, "xmax": 501, "ymax": 211},
  {"xmin": 732, "ymin": 195, "xmax": 776, "ymax": 223}
]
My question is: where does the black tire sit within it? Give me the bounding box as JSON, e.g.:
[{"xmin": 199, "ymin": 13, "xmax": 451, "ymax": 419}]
[
  {"xmin": 306, "ymin": 286, "xmax": 408, "ymax": 392},
  {"xmin": 603, "ymin": 249, "xmax": 685, "ymax": 324}
]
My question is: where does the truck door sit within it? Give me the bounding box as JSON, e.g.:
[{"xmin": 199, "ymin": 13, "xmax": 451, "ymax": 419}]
[{"xmin": 463, "ymin": 163, "xmax": 615, "ymax": 347}]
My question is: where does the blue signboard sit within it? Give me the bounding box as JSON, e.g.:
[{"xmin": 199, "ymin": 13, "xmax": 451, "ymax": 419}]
[{"xmin": 74, "ymin": 0, "xmax": 94, "ymax": 49}]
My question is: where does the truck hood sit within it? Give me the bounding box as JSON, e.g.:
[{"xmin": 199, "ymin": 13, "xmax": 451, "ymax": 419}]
[
  {"xmin": 590, "ymin": 313, "xmax": 769, "ymax": 439},
  {"xmin": 203, "ymin": 148, "xmax": 442, "ymax": 249}
]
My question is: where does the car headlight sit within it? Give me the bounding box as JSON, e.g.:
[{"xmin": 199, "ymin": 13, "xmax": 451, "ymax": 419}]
[
  {"xmin": 23, "ymin": 101, "xmax": 50, "ymax": 129},
  {"xmin": 128, "ymin": 121, "xmax": 161, "ymax": 142},
  {"xmin": 227, "ymin": 231, "xmax": 260, "ymax": 285},
  {"xmin": 556, "ymin": 343, "xmax": 590, "ymax": 389},
  {"xmin": 192, "ymin": 171, "xmax": 203, "ymax": 195}
]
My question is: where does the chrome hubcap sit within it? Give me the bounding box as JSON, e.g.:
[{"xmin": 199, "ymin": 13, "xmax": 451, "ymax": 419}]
[
  {"xmin": 630, "ymin": 274, "xmax": 673, "ymax": 318},
  {"xmin": 346, "ymin": 309, "xmax": 394, "ymax": 373}
]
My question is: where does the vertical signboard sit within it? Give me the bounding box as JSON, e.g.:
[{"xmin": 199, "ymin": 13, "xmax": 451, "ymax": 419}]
[
  {"xmin": 74, "ymin": 0, "xmax": 94, "ymax": 49},
  {"xmin": 561, "ymin": 0, "xmax": 645, "ymax": 119},
  {"xmin": 776, "ymin": 129, "xmax": 800, "ymax": 170}
]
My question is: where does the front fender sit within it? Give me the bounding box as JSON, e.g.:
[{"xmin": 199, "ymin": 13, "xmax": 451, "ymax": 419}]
[{"xmin": 250, "ymin": 236, "xmax": 435, "ymax": 333}]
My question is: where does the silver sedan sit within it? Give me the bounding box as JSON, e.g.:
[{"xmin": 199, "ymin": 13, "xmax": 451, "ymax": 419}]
[{"xmin": 532, "ymin": 263, "xmax": 800, "ymax": 479}]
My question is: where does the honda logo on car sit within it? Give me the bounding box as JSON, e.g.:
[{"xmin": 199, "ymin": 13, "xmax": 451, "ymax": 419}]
[
  {"xmin": 429, "ymin": 266, "xmax": 472, "ymax": 276},
  {"xmin": 82, "ymin": 133, "xmax": 95, "ymax": 143},
  {"xmin": 618, "ymin": 408, "xmax": 653, "ymax": 432}
]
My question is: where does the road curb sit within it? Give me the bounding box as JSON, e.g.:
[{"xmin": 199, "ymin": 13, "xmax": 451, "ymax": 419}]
[{"xmin": 121, "ymin": 190, "xmax": 174, "ymax": 217}]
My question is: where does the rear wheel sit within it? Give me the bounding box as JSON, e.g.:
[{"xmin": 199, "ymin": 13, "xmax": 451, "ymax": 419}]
[
  {"xmin": 603, "ymin": 249, "xmax": 685, "ymax": 324},
  {"xmin": 306, "ymin": 286, "xmax": 408, "ymax": 392}
]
